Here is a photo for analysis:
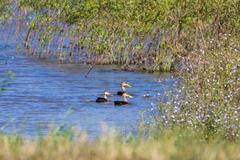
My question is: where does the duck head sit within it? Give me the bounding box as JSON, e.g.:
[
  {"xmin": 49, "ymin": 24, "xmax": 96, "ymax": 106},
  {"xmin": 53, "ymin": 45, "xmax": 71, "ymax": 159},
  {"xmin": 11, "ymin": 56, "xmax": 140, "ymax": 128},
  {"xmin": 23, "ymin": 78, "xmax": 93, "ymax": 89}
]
[
  {"xmin": 122, "ymin": 92, "xmax": 133, "ymax": 98},
  {"xmin": 121, "ymin": 82, "xmax": 132, "ymax": 88},
  {"xmin": 103, "ymin": 91, "xmax": 114, "ymax": 99},
  {"xmin": 122, "ymin": 92, "xmax": 133, "ymax": 102},
  {"xmin": 104, "ymin": 91, "xmax": 114, "ymax": 96}
]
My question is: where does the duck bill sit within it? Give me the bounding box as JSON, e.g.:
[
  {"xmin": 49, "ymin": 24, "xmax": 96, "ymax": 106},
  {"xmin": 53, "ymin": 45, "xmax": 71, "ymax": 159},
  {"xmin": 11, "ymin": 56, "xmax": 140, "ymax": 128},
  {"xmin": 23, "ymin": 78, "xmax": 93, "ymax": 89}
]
[
  {"xmin": 104, "ymin": 92, "xmax": 114, "ymax": 96},
  {"xmin": 126, "ymin": 94, "xmax": 133, "ymax": 98},
  {"xmin": 107, "ymin": 93, "xmax": 114, "ymax": 96},
  {"xmin": 127, "ymin": 84, "xmax": 132, "ymax": 87},
  {"xmin": 125, "ymin": 83, "xmax": 132, "ymax": 87}
]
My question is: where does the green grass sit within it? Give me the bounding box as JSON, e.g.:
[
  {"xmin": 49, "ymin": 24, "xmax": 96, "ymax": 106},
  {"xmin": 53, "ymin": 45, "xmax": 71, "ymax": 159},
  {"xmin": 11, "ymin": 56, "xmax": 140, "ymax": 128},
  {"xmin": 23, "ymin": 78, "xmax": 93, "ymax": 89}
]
[
  {"xmin": 6, "ymin": 0, "xmax": 238, "ymax": 72},
  {"xmin": 0, "ymin": 0, "xmax": 11, "ymax": 22},
  {"xmin": 0, "ymin": 127, "xmax": 240, "ymax": 160}
]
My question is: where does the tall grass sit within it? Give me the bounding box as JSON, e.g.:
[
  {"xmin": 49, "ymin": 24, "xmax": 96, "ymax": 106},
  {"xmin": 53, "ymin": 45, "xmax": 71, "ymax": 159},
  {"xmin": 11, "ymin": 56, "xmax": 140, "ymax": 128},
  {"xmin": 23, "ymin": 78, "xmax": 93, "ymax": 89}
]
[
  {"xmin": 0, "ymin": 128, "xmax": 240, "ymax": 160},
  {"xmin": 9, "ymin": 0, "xmax": 239, "ymax": 72}
]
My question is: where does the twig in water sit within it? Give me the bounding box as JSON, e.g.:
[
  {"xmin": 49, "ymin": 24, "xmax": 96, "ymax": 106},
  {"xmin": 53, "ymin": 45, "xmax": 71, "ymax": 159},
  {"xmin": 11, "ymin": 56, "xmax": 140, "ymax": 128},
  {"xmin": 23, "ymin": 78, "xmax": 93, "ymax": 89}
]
[{"xmin": 85, "ymin": 65, "xmax": 94, "ymax": 78}]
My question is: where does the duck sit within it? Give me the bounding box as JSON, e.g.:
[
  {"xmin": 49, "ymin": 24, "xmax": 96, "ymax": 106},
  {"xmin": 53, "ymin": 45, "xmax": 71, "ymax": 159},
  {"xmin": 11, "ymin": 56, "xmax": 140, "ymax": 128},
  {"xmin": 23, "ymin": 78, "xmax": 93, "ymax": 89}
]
[
  {"xmin": 114, "ymin": 92, "xmax": 133, "ymax": 106},
  {"xmin": 96, "ymin": 91, "xmax": 113, "ymax": 103},
  {"xmin": 117, "ymin": 82, "xmax": 132, "ymax": 96}
]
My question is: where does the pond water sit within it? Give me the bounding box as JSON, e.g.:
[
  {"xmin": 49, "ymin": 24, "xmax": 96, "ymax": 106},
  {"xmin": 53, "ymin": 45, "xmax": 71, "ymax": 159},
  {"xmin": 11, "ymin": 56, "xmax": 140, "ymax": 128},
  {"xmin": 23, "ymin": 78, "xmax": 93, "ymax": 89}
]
[{"xmin": 0, "ymin": 26, "xmax": 177, "ymax": 139}]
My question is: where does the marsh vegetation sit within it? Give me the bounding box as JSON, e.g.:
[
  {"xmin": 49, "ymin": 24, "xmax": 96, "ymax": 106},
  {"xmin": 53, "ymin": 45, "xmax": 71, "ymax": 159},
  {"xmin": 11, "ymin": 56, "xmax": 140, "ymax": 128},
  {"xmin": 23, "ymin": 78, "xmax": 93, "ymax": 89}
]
[{"xmin": 2, "ymin": 0, "xmax": 238, "ymax": 72}]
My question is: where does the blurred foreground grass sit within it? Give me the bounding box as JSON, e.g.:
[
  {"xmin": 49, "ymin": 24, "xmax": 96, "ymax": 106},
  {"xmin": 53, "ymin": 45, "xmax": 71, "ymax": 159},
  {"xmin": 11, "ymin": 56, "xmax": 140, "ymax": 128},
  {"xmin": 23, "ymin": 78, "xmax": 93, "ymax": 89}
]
[{"xmin": 0, "ymin": 127, "xmax": 240, "ymax": 160}]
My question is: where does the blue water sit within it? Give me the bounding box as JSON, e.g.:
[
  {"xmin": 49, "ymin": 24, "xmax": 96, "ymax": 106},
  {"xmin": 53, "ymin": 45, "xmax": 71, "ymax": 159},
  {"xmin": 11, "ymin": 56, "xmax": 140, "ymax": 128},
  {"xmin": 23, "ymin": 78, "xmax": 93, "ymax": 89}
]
[{"xmin": 0, "ymin": 23, "xmax": 177, "ymax": 139}]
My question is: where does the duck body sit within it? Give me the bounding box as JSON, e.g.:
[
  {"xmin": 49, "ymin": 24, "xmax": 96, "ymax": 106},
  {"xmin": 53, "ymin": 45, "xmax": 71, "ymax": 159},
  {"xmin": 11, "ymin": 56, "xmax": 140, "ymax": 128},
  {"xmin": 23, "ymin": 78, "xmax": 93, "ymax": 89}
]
[
  {"xmin": 96, "ymin": 97, "xmax": 108, "ymax": 103},
  {"xmin": 117, "ymin": 91, "xmax": 126, "ymax": 96},
  {"xmin": 114, "ymin": 92, "xmax": 133, "ymax": 106},
  {"xmin": 114, "ymin": 101, "xmax": 129, "ymax": 106},
  {"xmin": 96, "ymin": 91, "xmax": 113, "ymax": 103}
]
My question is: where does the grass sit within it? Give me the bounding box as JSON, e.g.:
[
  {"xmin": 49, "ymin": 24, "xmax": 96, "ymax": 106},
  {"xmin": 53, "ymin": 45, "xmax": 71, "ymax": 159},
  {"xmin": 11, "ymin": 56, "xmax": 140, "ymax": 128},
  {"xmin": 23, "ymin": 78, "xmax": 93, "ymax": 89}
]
[
  {"xmin": 0, "ymin": 0, "xmax": 11, "ymax": 22},
  {"xmin": 0, "ymin": 127, "xmax": 240, "ymax": 160},
  {"xmin": 5, "ymin": 0, "xmax": 238, "ymax": 72}
]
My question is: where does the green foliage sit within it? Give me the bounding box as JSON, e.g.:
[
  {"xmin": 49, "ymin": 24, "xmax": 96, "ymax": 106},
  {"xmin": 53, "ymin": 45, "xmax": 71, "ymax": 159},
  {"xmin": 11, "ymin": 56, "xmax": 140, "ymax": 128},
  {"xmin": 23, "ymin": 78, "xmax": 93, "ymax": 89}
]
[
  {"xmin": 9, "ymin": 0, "xmax": 238, "ymax": 72},
  {"xmin": 157, "ymin": 34, "xmax": 240, "ymax": 140},
  {"xmin": 0, "ymin": 127, "xmax": 240, "ymax": 160},
  {"xmin": 0, "ymin": 0, "xmax": 11, "ymax": 22}
]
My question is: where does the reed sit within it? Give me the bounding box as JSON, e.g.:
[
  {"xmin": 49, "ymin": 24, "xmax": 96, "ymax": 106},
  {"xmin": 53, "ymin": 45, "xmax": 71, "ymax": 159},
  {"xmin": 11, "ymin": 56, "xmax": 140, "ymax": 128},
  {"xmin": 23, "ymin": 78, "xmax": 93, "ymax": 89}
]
[
  {"xmin": 0, "ymin": 126, "xmax": 240, "ymax": 160},
  {"xmin": 3, "ymin": 0, "xmax": 237, "ymax": 72}
]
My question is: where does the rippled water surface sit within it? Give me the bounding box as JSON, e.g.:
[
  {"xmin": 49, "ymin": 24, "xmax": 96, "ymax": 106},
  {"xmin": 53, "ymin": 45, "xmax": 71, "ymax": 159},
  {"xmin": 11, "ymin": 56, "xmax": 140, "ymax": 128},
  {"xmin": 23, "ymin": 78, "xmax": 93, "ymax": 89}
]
[{"xmin": 0, "ymin": 34, "xmax": 177, "ymax": 139}]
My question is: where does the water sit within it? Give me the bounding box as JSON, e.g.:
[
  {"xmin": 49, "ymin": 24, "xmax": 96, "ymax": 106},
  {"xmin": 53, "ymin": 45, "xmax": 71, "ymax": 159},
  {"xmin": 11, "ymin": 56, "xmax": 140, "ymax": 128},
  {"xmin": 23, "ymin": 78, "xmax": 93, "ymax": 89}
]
[{"xmin": 0, "ymin": 24, "xmax": 177, "ymax": 139}]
